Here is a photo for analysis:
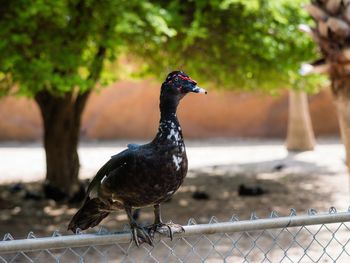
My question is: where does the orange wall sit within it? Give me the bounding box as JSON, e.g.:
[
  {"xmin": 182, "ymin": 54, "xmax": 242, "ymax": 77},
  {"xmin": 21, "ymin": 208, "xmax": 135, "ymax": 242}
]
[{"xmin": 0, "ymin": 79, "xmax": 339, "ymax": 140}]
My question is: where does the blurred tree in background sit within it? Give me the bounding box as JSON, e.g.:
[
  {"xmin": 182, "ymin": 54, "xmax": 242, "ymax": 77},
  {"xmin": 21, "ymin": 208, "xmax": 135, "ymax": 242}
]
[
  {"xmin": 0, "ymin": 0, "xmax": 325, "ymax": 199},
  {"xmin": 135, "ymin": 0, "xmax": 325, "ymax": 151},
  {"xmin": 139, "ymin": 0, "xmax": 318, "ymax": 90},
  {"xmin": 302, "ymin": 0, "xmax": 350, "ymax": 171},
  {"xmin": 0, "ymin": 0, "xmax": 175, "ymax": 200}
]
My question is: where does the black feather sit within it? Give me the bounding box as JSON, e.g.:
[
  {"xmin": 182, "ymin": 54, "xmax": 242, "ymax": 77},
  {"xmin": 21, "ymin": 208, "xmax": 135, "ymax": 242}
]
[{"xmin": 68, "ymin": 197, "xmax": 110, "ymax": 232}]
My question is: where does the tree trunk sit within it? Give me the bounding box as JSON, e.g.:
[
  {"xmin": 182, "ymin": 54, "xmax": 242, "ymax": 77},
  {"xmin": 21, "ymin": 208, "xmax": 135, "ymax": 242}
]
[
  {"xmin": 35, "ymin": 90, "xmax": 90, "ymax": 200},
  {"xmin": 303, "ymin": 1, "xmax": 350, "ymax": 171},
  {"xmin": 286, "ymin": 89, "xmax": 315, "ymax": 151},
  {"xmin": 335, "ymin": 95, "xmax": 350, "ymax": 170}
]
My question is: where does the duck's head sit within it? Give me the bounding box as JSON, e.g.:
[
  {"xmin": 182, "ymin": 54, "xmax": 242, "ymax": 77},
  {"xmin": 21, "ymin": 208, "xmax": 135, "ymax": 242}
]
[
  {"xmin": 161, "ymin": 71, "xmax": 207, "ymax": 97},
  {"xmin": 160, "ymin": 71, "xmax": 206, "ymax": 113},
  {"xmin": 159, "ymin": 71, "xmax": 207, "ymax": 116}
]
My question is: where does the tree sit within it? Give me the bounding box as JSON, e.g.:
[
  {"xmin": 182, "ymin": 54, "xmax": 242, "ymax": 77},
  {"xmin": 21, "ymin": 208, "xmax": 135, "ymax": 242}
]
[
  {"xmin": 286, "ymin": 89, "xmax": 315, "ymax": 151},
  {"xmin": 135, "ymin": 0, "xmax": 324, "ymax": 151},
  {"xmin": 0, "ymin": 0, "xmax": 175, "ymax": 200},
  {"xmin": 302, "ymin": 0, "xmax": 350, "ymax": 169}
]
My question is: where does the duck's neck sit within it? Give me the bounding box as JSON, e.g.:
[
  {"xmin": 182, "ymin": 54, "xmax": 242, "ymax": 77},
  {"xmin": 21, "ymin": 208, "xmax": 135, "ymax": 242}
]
[{"xmin": 154, "ymin": 109, "xmax": 184, "ymax": 144}]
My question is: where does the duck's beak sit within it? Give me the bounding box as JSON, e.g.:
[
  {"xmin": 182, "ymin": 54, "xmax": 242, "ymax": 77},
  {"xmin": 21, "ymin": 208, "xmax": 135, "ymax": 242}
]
[
  {"xmin": 193, "ymin": 86, "xmax": 207, "ymax": 94},
  {"xmin": 188, "ymin": 84, "xmax": 207, "ymax": 94}
]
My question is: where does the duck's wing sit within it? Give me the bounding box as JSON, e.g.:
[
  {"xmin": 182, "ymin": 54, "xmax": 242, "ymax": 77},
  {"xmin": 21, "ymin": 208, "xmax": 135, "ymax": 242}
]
[
  {"xmin": 86, "ymin": 148, "xmax": 134, "ymax": 199},
  {"xmin": 109, "ymin": 144, "xmax": 140, "ymax": 159},
  {"xmin": 69, "ymin": 148, "xmax": 136, "ymax": 232},
  {"xmin": 127, "ymin": 143, "xmax": 140, "ymax": 150}
]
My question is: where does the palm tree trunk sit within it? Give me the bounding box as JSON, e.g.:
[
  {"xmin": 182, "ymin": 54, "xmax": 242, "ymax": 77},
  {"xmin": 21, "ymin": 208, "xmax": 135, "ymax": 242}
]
[
  {"xmin": 286, "ymin": 89, "xmax": 315, "ymax": 151},
  {"xmin": 303, "ymin": 1, "xmax": 350, "ymax": 169},
  {"xmin": 334, "ymin": 94, "xmax": 350, "ymax": 170}
]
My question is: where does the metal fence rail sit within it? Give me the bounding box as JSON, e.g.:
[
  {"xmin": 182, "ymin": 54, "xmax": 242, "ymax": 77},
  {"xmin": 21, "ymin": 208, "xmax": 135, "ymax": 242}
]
[{"xmin": 1, "ymin": 207, "xmax": 350, "ymax": 262}]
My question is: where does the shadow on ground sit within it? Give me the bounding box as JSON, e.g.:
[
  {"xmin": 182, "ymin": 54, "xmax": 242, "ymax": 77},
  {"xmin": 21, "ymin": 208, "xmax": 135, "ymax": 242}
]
[{"xmin": 0, "ymin": 155, "xmax": 343, "ymax": 239}]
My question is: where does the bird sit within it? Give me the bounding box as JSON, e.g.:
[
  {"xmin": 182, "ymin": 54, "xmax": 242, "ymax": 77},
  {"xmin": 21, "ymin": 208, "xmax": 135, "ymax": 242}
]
[{"xmin": 68, "ymin": 71, "xmax": 207, "ymax": 246}]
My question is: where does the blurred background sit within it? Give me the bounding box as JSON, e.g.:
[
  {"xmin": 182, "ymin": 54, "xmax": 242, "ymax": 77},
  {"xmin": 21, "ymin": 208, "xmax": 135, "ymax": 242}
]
[
  {"xmin": 0, "ymin": 82, "xmax": 339, "ymax": 140},
  {"xmin": 1, "ymin": 0, "xmax": 349, "ymax": 240}
]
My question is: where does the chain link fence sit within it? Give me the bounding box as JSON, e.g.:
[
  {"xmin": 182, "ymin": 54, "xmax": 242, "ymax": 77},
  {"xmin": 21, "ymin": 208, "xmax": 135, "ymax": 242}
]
[{"xmin": 1, "ymin": 207, "xmax": 350, "ymax": 262}]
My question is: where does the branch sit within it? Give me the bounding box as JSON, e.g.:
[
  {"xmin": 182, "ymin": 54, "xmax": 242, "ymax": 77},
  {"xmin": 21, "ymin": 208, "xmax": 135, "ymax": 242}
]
[
  {"xmin": 75, "ymin": 91, "xmax": 91, "ymax": 117},
  {"xmin": 74, "ymin": 45, "xmax": 106, "ymax": 115},
  {"xmin": 88, "ymin": 46, "xmax": 107, "ymax": 83},
  {"xmin": 74, "ymin": 17, "xmax": 111, "ymax": 116}
]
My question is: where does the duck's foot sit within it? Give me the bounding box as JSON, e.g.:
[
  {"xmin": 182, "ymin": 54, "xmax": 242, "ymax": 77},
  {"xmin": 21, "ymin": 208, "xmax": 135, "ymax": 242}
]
[
  {"xmin": 131, "ymin": 224, "xmax": 153, "ymax": 247},
  {"xmin": 149, "ymin": 222, "xmax": 185, "ymax": 240}
]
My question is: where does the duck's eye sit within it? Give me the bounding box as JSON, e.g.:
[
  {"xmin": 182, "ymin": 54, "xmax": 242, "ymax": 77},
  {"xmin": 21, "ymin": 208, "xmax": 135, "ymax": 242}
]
[{"xmin": 174, "ymin": 77, "xmax": 179, "ymax": 81}]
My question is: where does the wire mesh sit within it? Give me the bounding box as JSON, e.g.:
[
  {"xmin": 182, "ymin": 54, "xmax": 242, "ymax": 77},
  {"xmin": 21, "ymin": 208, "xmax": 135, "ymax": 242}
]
[{"xmin": 1, "ymin": 207, "xmax": 350, "ymax": 262}]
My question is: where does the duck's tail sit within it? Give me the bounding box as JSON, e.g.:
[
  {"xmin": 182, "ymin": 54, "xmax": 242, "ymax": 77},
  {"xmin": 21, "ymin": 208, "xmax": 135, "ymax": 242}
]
[{"xmin": 68, "ymin": 197, "xmax": 110, "ymax": 232}]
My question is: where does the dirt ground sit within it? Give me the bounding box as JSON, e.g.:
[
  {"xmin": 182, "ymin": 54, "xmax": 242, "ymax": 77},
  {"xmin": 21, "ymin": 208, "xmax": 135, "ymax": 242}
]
[{"xmin": 0, "ymin": 139, "xmax": 348, "ymax": 239}]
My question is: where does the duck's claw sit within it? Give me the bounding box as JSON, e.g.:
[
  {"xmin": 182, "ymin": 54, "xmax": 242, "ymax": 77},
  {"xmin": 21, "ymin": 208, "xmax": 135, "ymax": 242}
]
[
  {"xmin": 131, "ymin": 224, "xmax": 153, "ymax": 247},
  {"xmin": 149, "ymin": 222, "xmax": 184, "ymax": 241}
]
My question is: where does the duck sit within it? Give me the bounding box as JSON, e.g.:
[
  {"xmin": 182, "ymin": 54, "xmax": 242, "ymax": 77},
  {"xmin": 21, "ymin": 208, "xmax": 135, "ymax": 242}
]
[{"xmin": 68, "ymin": 71, "xmax": 207, "ymax": 246}]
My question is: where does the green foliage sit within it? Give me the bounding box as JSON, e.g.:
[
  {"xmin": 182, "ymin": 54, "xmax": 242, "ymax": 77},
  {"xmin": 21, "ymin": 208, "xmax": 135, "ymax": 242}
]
[
  {"xmin": 0, "ymin": 0, "xmax": 173, "ymax": 97},
  {"xmin": 0, "ymin": 0, "xmax": 325, "ymax": 96},
  {"xmin": 133, "ymin": 0, "xmax": 325, "ymax": 93}
]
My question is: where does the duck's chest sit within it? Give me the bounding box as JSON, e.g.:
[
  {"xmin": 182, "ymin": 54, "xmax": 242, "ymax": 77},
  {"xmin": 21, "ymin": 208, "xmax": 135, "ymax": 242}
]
[
  {"xmin": 141, "ymin": 136, "xmax": 188, "ymax": 193},
  {"xmin": 144, "ymin": 144, "xmax": 187, "ymax": 204},
  {"xmin": 115, "ymin": 144, "xmax": 187, "ymax": 207},
  {"xmin": 109, "ymin": 119, "xmax": 188, "ymax": 207},
  {"xmin": 160, "ymin": 143, "xmax": 188, "ymax": 179}
]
